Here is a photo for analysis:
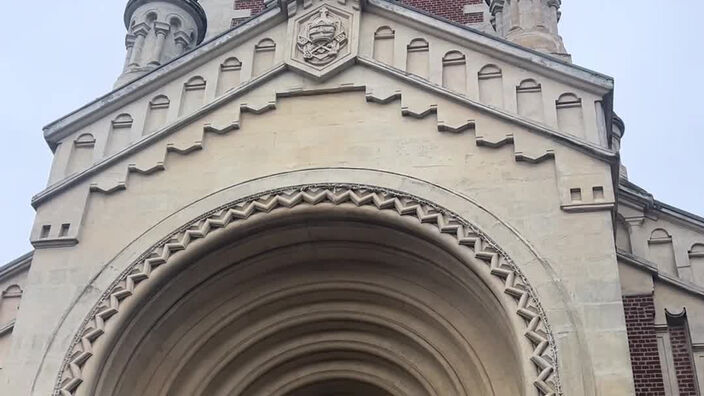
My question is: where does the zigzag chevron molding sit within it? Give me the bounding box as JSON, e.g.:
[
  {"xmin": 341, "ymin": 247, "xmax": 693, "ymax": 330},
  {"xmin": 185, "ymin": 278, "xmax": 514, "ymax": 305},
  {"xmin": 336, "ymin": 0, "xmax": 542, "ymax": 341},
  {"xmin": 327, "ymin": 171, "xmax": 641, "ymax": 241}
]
[
  {"xmin": 55, "ymin": 184, "xmax": 561, "ymax": 396},
  {"xmin": 88, "ymin": 87, "xmax": 554, "ymax": 197}
]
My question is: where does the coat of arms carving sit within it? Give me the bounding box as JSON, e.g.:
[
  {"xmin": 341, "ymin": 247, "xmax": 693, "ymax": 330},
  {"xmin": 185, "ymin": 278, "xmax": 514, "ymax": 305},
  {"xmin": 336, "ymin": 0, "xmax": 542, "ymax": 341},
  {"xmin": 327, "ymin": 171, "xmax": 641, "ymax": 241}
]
[{"xmin": 296, "ymin": 7, "xmax": 348, "ymax": 66}]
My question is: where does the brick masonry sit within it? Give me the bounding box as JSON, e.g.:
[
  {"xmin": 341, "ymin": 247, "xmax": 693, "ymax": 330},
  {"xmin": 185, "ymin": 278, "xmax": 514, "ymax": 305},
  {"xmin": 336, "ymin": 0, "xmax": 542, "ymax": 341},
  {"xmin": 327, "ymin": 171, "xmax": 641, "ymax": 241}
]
[
  {"xmin": 400, "ymin": 0, "xmax": 485, "ymax": 25},
  {"xmin": 231, "ymin": 0, "xmax": 266, "ymax": 27},
  {"xmin": 669, "ymin": 323, "xmax": 699, "ymax": 395},
  {"xmin": 623, "ymin": 295, "xmax": 667, "ymax": 395}
]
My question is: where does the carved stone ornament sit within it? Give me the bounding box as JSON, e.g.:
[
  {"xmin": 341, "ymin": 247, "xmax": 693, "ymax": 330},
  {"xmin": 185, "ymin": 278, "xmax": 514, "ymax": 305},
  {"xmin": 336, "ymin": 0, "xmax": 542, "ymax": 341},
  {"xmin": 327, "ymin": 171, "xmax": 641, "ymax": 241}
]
[{"xmin": 296, "ymin": 7, "xmax": 348, "ymax": 65}]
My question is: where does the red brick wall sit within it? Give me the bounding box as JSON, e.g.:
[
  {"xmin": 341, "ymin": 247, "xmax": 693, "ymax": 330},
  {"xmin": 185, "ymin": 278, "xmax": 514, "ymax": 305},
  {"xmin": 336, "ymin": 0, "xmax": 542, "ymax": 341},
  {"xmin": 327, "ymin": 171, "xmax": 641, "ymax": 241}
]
[
  {"xmin": 669, "ymin": 324, "xmax": 698, "ymax": 395},
  {"xmin": 400, "ymin": 0, "xmax": 485, "ymax": 25},
  {"xmin": 623, "ymin": 295, "xmax": 667, "ymax": 395},
  {"xmin": 231, "ymin": 0, "xmax": 266, "ymax": 27}
]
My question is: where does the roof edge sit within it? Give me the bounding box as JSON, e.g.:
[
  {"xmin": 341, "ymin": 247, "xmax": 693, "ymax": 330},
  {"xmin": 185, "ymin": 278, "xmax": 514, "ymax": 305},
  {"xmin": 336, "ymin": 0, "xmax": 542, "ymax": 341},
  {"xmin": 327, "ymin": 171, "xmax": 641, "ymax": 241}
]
[
  {"xmin": 367, "ymin": 0, "xmax": 614, "ymax": 91},
  {"xmin": 0, "ymin": 251, "xmax": 33, "ymax": 280},
  {"xmin": 619, "ymin": 179, "xmax": 704, "ymax": 229}
]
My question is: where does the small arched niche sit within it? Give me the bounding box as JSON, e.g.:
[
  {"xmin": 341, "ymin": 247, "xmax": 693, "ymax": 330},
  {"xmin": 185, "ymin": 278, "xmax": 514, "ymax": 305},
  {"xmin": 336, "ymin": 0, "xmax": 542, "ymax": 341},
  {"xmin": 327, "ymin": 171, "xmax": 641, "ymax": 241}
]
[
  {"xmin": 442, "ymin": 51, "xmax": 467, "ymax": 93},
  {"xmin": 406, "ymin": 38, "xmax": 429, "ymax": 79},
  {"xmin": 373, "ymin": 26, "xmax": 395, "ymax": 65},
  {"xmin": 216, "ymin": 57, "xmax": 242, "ymax": 96},
  {"xmin": 615, "ymin": 216, "xmax": 632, "ymax": 254},
  {"xmin": 556, "ymin": 93, "xmax": 585, "ymax": 137},
  {"xmin": 252, "ymin": 38, "xmax": 276, "ymax": 77},
  {"xmin": 144, "ymin": 95, "xmax": 171, "ymax": 135},
  {"xmin": 0, "ymin": 285, "xmax": 23, "ymax": 326},
  {"xmin": 478, "ymin": 64, "xmax": 504, "ymax": 108},
  {"xmin": 689, "ymin": 243, "xmax": 704, "ymax": 285},
  {"xmin": 105, "ymin": 114, "xmax": 134, "ymax": 156},
  {"xmin": 179, "ymin": 76, "xmax": 207, "ymax": 116},
  {"xmin": 516, "ymin": 79, "xmax": 543, "ymax": 121},
  {"xmin": 648, "ymin": 228, "xmax": 678, "ymax": 276},
  {"xmin": 65, "ymin": 133, "xmax": 96, "ymax": 176}
]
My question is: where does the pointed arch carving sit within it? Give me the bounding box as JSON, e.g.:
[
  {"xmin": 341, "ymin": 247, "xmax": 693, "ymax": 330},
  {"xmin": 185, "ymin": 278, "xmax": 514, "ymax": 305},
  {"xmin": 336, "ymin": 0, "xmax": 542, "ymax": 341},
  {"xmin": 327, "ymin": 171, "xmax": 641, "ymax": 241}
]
[{"xmin": 54, "ymin": 183, "xmax": 561, "ymax": 396}]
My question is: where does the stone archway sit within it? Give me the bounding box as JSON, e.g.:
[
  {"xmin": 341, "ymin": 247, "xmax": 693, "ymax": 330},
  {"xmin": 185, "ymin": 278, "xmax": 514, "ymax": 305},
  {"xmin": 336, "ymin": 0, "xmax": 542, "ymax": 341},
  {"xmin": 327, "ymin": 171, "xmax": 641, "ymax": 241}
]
[{"xmin": 54, "ymin": 184, "xmax": 561, "ymax": 396}]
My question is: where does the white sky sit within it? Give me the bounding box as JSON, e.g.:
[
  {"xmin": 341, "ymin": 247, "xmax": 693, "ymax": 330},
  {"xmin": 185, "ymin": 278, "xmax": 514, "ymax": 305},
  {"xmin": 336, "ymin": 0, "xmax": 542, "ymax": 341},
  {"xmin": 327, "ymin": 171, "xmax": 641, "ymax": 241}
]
[{"xmin": 0, "ymin": 1, "xmax": 702, "ymax": 265}]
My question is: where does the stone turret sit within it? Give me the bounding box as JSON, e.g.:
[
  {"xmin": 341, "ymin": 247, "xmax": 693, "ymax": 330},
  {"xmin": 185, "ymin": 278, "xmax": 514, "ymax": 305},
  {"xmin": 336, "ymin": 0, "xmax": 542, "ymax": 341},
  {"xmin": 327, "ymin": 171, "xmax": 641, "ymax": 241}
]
[
  {"xmin": 116, "ymin": 0, "xmax": 208, "ymax": 87},
  {"xmin": 488, "ymin": 0, "xmax": 570, "ymax": 61}
]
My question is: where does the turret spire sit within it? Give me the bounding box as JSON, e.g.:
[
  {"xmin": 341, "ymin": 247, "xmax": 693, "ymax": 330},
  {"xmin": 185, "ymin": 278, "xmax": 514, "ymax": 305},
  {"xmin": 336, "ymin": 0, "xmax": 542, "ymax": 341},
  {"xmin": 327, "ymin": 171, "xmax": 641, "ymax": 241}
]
[
  {"xmin": 116, "ymin": 0, "xmax": 208, "ymax": 87},
  {"xmin": 489, "ymin": 0, "xmax": 570, "ymax": 60}
]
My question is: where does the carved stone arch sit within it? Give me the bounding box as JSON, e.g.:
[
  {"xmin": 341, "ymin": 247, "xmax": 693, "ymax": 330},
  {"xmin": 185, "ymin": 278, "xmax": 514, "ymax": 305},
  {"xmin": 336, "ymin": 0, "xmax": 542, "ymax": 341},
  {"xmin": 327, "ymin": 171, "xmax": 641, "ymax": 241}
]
[
  {"xmin": 39, "ymin": 170, "xmax": 597, "ymax": 396},
  {"xmin": 555, "ymin": 92, "xmax": 585, "ymax": 137},
  {"xmin": 144, "ymin": 94, "xmax": 171, "ymax": 134},
  {"xmin": 689, "ymin": 243, "xmax": 704, "ymax": 284},
  {"xmin": 180, "ymin": 76, "xmax": 207, "ymax": 116},
  {"xmin": 105, "ymin": 114, "xmax": 134, "ymax": 156},
  {"xmin": 216, "ymin": 57, "xmax": 243, "ymax": 96},
  {"xmin": 478, "ymin": 64, "xmax": 504, "ymax": 108},
  {"xmin": 615, "ymin": 214, "xmax": 632, "ymax": 254},
  {"xmin": 406, "ymin": 38, "xmax": 429, "ymax": 78},
  {"xmin": 373, "ymin": 26, "xmax": 395, "ymax": 65},
  {"xmin": 442, "ymin": 50, "xmax": 467, "ymax": 93},
  {"xmin": 65, "ymin": 133, "xmax": 96, "ymax": 176},
  {"xmin": 516, "ymin": 78, "xmax": 543, "ymax": 121},
  {"xmin": 253, "ymin": 38, "xmax": 277, "ymax": 76},
  {"xmin": 648, "ymin": 228, "xmax": 678, "ymax": 276},
  {"xmin": 0, "ymin": 285, "xmax": 23, "ymax": 327}
]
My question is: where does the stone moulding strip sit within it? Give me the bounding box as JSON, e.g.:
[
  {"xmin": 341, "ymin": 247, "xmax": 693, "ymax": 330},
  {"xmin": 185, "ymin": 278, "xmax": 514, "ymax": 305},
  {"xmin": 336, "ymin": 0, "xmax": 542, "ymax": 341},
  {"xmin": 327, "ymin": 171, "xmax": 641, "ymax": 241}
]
[
  {"xmin": 33, "ymin": 57, "xmax": 617, "ymax": 209},
  {"xmin": 55, "ymin": 184, "xmax": 560, "ymax": 396}
]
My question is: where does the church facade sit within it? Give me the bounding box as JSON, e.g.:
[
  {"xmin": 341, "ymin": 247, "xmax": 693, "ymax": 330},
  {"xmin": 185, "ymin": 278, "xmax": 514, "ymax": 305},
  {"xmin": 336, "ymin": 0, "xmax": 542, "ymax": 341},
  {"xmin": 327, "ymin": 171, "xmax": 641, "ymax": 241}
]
[{"xmin": 1, "ymin": 1, "xmax": 703, "ymax": 395}]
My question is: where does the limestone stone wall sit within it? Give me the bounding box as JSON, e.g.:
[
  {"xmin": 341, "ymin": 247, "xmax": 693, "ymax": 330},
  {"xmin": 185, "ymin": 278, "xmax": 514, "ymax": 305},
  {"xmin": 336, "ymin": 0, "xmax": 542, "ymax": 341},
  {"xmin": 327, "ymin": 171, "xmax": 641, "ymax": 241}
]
[{"xmin": 4, "ymin": 2, "xmax": 631, "ymax": 395}]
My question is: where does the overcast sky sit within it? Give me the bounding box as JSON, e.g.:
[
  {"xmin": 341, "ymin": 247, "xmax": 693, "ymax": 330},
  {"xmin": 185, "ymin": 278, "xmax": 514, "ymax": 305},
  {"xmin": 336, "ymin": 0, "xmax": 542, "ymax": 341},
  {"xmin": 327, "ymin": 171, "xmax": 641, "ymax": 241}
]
[{"xmin": 0, "ymin": 1, "xmax": 702, "ymax": 265}]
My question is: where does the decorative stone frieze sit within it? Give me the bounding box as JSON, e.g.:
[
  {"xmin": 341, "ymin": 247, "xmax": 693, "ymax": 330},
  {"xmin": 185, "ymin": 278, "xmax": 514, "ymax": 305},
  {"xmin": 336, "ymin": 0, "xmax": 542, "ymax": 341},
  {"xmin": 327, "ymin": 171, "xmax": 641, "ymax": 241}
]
[{"xmin": 55, "ymin": 185, "xmax": 560, "ymax": 396}]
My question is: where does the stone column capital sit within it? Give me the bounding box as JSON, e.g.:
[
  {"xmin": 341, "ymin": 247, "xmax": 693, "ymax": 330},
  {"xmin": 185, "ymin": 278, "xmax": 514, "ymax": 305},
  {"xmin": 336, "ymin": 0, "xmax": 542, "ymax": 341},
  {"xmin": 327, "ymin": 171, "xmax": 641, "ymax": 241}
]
[
  {"xmin": 547, "ymin": 0, "xmax": 561, "ymax": 9},
  {"xmin": 174, "ymin": 30, "xmax": 192, "ymax": 47},
  {"xmin": 489, "ymin": 0, "xmax": 505, "ymax": 14},
  {"xmin": 153, "ymin": 21, "xmax": 171, "ymax": 36},
  {"xmin": 125, "ymin": 34, "xmax": 137, "ymax": 48},
  {"xmin": 131, "ymin": 22, "xmax": 151, "ymax": 37}
]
